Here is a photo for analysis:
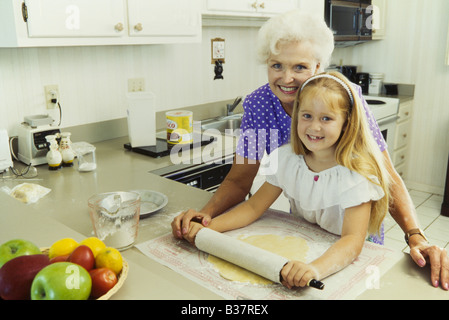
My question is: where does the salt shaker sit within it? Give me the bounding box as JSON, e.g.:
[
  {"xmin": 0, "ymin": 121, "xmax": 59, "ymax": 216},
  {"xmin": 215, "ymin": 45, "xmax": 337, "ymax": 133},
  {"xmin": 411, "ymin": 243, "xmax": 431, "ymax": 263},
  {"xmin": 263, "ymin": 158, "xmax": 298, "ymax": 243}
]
[
  {"xmin": 60, "ymin": 132, "xmax": 75, "ymax": 167},
  {"xmin": 45, "ymin": 135, "xmax": 62, "ymax": 170}
]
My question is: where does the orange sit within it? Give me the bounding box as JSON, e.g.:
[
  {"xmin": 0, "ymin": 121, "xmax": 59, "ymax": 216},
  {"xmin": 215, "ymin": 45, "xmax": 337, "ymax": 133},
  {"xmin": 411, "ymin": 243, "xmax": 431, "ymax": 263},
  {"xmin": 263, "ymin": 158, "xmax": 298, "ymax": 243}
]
[
  {"xmin": 48, "ymin": 238, "xmax": 78, "ymax": 259},
  {"xmin": 95, "ymin": 247, "xmax": 123, "ymax": 275},
  {"xmin": 79, "ymin": 237, "xmax": 106, "ymax": 257}
]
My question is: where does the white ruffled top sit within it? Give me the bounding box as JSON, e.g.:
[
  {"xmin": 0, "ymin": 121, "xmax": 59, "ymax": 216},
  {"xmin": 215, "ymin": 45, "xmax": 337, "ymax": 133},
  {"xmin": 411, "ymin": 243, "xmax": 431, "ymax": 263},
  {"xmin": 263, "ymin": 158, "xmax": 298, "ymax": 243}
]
[{"xmin": 263, "ymin": 145, "xmax": 385, "ymax": 236}]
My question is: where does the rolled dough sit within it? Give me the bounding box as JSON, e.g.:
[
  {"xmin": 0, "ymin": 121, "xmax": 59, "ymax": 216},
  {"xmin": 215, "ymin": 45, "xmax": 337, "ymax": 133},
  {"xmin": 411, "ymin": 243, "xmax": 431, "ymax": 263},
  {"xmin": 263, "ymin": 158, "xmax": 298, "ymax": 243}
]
[{"xmin": 207, "ymin": 234, "xmax": 309, "ymax": 285}]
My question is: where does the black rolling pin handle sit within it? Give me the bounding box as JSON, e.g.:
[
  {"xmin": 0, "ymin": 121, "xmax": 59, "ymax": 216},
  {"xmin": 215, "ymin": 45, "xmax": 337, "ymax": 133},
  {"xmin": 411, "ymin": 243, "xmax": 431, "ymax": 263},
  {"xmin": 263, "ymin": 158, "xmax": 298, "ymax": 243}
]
[
  {"xmin": 280, "ymin": 271, "xmax": 325, "ymax": 290},
  {"xmin": 308, "ymin": 279, "xmax": 325, "ymax": 290}
]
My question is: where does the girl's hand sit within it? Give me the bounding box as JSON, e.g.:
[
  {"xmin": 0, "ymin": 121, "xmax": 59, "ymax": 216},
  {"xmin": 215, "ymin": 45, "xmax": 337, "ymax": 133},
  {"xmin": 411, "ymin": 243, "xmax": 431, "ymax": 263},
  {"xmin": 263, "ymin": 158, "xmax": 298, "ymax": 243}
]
[
  {"xmin": 182, "ymin": 221, "xmax": 205, "ymax": 245},
  {"xmin": 280, "ymin": 261, "xmax": 319, "ymax": 289}
]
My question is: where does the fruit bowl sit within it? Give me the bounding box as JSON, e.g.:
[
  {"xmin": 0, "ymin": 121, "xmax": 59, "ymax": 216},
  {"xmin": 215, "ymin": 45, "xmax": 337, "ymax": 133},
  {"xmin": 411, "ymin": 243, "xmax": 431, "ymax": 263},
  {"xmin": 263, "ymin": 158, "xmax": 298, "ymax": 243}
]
[{"xmin": 40, "ymin": 248, "xmax": 128, "ymax": 300}]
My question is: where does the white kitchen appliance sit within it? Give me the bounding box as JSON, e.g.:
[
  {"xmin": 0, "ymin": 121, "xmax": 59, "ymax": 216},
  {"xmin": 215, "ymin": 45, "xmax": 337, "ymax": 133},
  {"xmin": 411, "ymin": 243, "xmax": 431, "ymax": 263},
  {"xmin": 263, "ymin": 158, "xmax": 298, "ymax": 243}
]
[
  {"xmin": 17, "ymin": 123, "xmax": 60, "ymax": 166},
  {"xmin": 363, "ymin": 95, "xmax": 399, "ymax": 156},
  {"xmin": 0, "ymin": 129, "xmax": 13, "ymax": 172}
]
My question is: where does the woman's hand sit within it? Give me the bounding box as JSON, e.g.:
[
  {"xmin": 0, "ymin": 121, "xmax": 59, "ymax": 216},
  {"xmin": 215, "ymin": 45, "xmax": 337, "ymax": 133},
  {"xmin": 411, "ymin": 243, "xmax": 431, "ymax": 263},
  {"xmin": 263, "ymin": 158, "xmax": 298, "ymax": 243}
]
[
  {"xmin": 408, "ymin": 236, "xmax": 449, "ymax": 290},
  {"xmin": 171, "ymin": 209, "xmax": 211, "ymax": 240},
  {"xmin": 280, "ymin": 261, "xmax": 319, "ymax": 289}
]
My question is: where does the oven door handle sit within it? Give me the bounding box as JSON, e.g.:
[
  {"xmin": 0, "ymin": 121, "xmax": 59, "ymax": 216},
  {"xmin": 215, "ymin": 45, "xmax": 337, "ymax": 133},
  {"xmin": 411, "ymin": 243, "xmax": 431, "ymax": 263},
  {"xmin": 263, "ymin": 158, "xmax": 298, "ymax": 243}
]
[{"xmin": 377, "ymin": 115, "xmax": 398, "ymax": 126}]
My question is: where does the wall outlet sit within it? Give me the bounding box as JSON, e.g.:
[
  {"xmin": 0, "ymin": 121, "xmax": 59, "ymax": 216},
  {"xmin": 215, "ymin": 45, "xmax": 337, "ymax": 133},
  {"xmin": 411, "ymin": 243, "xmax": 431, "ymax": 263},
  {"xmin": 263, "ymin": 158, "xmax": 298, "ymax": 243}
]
[
  {"xmin": 128, "ymin": 78, "xmax": 145, "ymax": 92},
  {"xmin": 44, "ymin": 85, "xmax": 59, "ymax": 109}
]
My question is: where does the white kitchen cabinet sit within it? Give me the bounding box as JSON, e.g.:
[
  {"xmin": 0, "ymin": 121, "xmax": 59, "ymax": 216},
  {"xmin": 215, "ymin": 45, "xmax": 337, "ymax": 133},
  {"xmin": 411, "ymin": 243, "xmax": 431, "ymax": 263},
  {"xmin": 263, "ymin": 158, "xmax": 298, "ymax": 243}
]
[
  {"xmin": 371, "ymin": 0, "xmax": 386, "ymax": 40},
  {"xmin": 0, "ymin": 0, "xmax": 201, "ymax": 47},
  {"xmin": 297, "ymin": 0, "xmax": 324, "ymax": 16},
  {"xmin": 393, "ymin": 100, "xmax": 413, "ymax": 179},
  {"xmin": 204, "ymin": 0, "xmax": 298, "ymax": 17},
  {"xmin": 202, "ymin": 0, "xmax": 299, "ymax": 27},
  {"xmin": 127, "ymin": 0, "xmax": 201, "ymax": 38},
  {"xmin": 24, "ymin": 0, "xmax": 125, "ymax": 38}
]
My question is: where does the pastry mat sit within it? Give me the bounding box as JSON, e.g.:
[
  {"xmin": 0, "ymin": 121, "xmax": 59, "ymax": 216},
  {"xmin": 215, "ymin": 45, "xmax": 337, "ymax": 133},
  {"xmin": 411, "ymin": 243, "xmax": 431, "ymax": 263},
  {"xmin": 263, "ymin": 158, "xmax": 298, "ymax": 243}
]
[{"xmin": 135, "ymin": 209, "xmax": 402, "ymax": 300}]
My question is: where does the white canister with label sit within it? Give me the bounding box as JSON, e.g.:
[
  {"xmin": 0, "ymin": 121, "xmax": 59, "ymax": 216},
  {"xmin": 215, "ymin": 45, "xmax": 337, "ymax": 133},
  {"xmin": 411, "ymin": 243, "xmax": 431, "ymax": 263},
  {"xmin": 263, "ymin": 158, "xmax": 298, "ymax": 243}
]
[{"xmin": 369, "ymin": 73, "xmax": 384, "ymax": 95}]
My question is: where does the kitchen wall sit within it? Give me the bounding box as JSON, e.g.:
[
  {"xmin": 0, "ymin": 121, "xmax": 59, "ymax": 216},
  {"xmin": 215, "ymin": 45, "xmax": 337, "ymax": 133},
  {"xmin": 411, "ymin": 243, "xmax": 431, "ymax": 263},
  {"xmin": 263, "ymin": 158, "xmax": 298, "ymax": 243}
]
[
  {"xmin": 332, "ymin": 0, "xmax": 449, "ymax": 194},
  {"xmin": 0, "ymin": 26, "xmax": 266, "ymax": 135},
  {"xmin": 1, "ymin": 0, "xmax": 448, "ymax": 194}
]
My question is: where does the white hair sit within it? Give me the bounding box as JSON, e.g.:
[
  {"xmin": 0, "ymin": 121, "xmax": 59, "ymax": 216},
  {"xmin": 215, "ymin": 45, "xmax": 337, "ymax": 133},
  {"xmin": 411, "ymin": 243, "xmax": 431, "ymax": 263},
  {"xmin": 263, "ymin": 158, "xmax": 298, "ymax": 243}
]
[{"xmin": 257, "ymin": 10, "xmax": 335, "ymax": 72}]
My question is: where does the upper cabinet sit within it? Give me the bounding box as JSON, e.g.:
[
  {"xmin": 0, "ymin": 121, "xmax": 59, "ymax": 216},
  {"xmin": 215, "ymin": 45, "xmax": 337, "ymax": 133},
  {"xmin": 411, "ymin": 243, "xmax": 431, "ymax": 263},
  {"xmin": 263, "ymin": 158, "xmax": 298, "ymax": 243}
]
[
  {"xmin": 202, "ymin": 0, "xmax": 322, "ymax": 27},
  {"xmin": 24, "ymin": 0, "xmax": 125, "ymax": 38},
  {"xmin": 127, "ymin": 0, "xmax": 201, "ymax": 38},
  {"xmin": 371, "ymin": 0, "xmax": 386, "ymax": 40},
  {"xmin": 204, "ymin": 0, "xmax": 298, "ymax": 16},
  {"xmin": 0, "ymin": 0, "xmax": 202, "ymax": 47},
  {"xmin": 0, "ymin": 0, "xmax": 328, "ymax": 47}
]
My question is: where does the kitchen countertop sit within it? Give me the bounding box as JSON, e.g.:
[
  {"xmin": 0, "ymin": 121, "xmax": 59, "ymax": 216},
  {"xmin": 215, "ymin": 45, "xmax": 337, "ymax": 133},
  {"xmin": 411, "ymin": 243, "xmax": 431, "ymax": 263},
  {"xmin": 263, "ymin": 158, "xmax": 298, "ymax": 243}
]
[{"xmin": 1, "ymin": 135, "xmax": 447, "ymax": 301}]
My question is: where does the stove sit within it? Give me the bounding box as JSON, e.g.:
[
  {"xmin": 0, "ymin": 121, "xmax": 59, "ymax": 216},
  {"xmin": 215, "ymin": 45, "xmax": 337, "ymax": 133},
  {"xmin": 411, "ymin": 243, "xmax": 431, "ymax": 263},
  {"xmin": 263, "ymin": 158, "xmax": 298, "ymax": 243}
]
[
  {"xmin": 363, "ymin": 95, "xmax": 400, "ymax": 155},
  {"xmin": 363, "ymin": 95, "xmax": 399, "ymax": 121}
]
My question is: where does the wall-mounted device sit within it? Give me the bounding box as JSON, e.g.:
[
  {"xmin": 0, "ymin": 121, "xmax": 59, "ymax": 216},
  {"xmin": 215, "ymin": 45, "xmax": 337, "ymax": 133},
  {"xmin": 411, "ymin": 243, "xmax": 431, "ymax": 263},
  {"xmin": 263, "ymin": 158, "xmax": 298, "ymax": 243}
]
[
  {"xmin": 17, "ymin": 115, "xmax": 60, "ymax": 166},
  {"xmin": 211, "ymin": 38, "xmax": 225, "ymax": 64},
  {"xmin": 211, "ymin": 38, "xmax": 225, "ymax": 80}
]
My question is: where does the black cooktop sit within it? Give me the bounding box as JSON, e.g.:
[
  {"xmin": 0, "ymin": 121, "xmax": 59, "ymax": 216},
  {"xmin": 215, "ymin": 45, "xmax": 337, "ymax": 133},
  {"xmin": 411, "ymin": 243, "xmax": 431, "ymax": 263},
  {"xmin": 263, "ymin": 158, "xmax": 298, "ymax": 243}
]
[
  {"xmin": 124, "ymin": 132, "xmax": 215, "ymax": 158},
  {"xmin": 366, "ymin": 99, "xmax": 386, "ymax": 105}
]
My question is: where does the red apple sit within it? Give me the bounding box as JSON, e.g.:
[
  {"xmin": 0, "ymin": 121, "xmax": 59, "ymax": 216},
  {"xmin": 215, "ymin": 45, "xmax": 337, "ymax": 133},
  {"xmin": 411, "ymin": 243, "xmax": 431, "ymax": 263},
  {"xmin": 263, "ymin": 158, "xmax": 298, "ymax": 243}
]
[{"xmin": 0, "ymin": 254, "xmax": 50, "ymax": 300}]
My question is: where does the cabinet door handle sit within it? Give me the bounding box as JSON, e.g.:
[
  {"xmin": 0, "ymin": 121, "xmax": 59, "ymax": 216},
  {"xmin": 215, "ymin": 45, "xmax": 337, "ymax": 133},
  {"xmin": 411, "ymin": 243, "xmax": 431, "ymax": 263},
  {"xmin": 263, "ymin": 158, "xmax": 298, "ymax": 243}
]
[
  {"xmin": 114, "ymin": 23, "xmax": 124, "ymax": 32},
  {"xmin": 403, "ymin": 134, "xmax": 407, "ymax": 138},
  {"xmin": 259, "ymin": 2, "xmax": 265, "ymax": 9},
  {"xmin": 134, "ymin": 23, "xmax": 143, "ymax": 32},
  {"xmin": 251, "ymin": 2, "xmax": 258, "ymax": 9}
]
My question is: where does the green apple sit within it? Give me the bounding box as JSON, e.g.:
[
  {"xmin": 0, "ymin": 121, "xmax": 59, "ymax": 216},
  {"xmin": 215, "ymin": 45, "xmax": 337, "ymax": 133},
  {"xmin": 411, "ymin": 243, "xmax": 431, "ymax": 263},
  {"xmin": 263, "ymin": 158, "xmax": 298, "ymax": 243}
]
[
  {"xmin": 31, "ymin": 262, "xmax": 92, "ymax": 300},
  {"xmin": 0, "ymin": 239, "xmax": 41, "ymax": 268}
]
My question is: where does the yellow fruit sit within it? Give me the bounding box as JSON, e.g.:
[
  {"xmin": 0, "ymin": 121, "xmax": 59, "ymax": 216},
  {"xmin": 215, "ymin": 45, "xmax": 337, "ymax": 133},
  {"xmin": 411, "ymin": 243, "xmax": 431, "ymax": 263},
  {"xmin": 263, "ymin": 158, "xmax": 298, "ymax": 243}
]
[
  {"xmin": 95, "ymin": 247, "xmax": 123, "ymax": 275},
  {"xmin": 48, "ymin": 238, "xmax": 78, "ymax": 259},
  {"xmin": 79, "ymin": 237, "xmax": 106, "ymax": 257}
]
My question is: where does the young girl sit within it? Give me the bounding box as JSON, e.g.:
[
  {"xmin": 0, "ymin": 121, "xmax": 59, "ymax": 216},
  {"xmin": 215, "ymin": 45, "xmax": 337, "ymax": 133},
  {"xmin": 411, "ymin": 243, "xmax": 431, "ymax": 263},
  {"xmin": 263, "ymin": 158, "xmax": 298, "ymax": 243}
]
[{"xmin": 183, "ymin": 71, "xmax": 391, "ymax": 289}]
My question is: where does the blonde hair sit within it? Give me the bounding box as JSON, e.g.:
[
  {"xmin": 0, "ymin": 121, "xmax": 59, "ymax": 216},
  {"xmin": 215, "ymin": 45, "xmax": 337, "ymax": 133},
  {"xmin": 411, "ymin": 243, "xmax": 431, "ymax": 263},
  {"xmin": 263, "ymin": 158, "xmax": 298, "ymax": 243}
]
[
  {"xmin": 291, "ymin": 72, "xmax": 391, "ymax": 235},
  {"xmin": 257, "ymin": 10, "xmax": 334, "ymax": 72}
]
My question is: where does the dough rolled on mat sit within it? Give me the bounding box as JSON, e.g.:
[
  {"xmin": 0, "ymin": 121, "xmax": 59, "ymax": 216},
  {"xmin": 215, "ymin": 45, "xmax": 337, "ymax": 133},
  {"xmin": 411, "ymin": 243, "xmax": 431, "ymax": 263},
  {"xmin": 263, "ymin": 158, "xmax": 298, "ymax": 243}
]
[{"xmin": 195, "ymin": 228, "xmax": 289, "ymax": 283}]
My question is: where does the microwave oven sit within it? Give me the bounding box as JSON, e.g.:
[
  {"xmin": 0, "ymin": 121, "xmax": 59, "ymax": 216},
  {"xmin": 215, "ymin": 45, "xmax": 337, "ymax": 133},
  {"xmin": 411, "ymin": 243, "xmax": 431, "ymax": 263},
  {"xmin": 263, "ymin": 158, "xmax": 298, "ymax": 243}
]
[{"xmin": 325, "ymin": 0, "xmax": 373, "ymax": 46}]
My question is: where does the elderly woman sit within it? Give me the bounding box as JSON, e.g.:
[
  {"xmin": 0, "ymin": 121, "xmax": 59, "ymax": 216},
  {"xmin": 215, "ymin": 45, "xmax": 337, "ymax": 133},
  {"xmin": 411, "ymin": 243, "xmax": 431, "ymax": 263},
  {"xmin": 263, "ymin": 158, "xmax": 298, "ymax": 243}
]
[{"xmin": 172, "ymin": 10, "xmax": 448, "ymax": 290}]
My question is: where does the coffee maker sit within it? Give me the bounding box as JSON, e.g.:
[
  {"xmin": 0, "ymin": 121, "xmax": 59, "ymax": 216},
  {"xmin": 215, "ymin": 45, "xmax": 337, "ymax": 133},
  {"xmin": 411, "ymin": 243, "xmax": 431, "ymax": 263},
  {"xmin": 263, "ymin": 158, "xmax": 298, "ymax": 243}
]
[
  {"xmin": 341, "ymin": 65, "xmax": 357, "ymax": 83},
  {"xmin": 356, "ymin": 72, "xmax": 370, "ymax": 94}
]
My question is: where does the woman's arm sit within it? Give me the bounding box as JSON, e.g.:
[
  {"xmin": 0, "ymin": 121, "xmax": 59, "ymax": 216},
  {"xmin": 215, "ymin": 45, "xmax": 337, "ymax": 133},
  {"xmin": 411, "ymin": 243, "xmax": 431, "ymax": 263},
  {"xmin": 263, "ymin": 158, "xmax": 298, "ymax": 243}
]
[
  {"xmin": 383, "ymin": 150, "xmax": 449, "ymax": 290},
  {"xmin": 281, "ymin": 202, "xmax": 371, "ymax": 288},
  {"xmin": 182, "ymin": 182, "xmax": 282, "ymax": 244},
  {"xmin": 171, "ymin": 155, "xmax": 260, "ymax": 239}
]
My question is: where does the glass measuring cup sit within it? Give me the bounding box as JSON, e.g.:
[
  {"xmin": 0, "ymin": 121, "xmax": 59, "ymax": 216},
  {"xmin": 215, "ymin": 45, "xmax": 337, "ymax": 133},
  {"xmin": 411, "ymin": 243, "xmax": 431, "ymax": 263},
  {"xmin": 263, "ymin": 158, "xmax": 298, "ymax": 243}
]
[
  {"xmin": 72, "ymin": 142, "xmax": 97, "ymax": 172},
  {"xmin": 88, "ymin": 192, "xmax": 141, "ymax": 251}
]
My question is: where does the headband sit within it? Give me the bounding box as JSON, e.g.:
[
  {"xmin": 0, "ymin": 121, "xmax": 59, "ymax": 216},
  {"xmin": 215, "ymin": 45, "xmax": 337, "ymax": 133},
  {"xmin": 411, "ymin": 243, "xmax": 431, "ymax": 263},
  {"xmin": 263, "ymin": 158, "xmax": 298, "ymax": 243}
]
[{"xmin": 300, "ymin": 74, "xmax": 354, "ymax": 106}]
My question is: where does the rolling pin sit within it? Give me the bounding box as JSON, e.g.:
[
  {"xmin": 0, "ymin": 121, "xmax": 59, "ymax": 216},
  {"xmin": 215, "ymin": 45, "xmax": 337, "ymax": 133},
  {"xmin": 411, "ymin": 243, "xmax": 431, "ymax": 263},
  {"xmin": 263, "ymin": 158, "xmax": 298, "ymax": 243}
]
[{"xmin": 195, "ymin": 228, "xmax": 324, "ymax": 290}]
